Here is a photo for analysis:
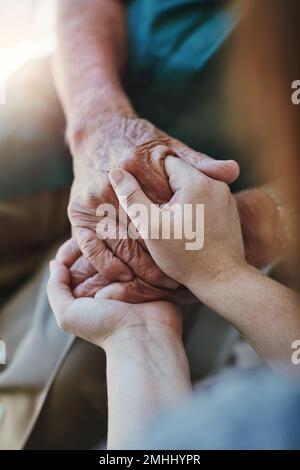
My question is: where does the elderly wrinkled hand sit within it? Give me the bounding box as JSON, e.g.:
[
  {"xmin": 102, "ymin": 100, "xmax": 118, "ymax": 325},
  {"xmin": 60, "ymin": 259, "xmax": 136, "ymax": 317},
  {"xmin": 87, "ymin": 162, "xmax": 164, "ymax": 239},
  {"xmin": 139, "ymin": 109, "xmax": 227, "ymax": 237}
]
[
  {"xmin": 68, "ymin": 116, "xmax": 240, "ymax": 302},
  {"xmin": 56, "ymin": 237, "xmax": 196, "ymax": 304}
]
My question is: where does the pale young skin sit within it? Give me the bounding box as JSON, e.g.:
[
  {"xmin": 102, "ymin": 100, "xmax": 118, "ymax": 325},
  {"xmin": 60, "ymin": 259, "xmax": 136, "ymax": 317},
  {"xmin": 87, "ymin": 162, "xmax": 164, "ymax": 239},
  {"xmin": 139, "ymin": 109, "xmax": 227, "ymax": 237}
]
[
  {"xmin": 47, "ymin": 260, "xmax": 191, "ymax": 450},
  {"xmin": 107, "ymin": 156, "xmax": 300, "ymax": 369}
]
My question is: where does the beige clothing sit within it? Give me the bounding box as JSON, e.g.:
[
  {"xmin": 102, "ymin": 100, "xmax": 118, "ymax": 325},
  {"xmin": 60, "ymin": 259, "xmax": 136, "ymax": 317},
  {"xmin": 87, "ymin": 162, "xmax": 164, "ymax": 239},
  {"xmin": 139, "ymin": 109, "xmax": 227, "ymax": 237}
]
[{"xmin": 0, "ymin": 190, "xmax": 70, "ymax": 290}]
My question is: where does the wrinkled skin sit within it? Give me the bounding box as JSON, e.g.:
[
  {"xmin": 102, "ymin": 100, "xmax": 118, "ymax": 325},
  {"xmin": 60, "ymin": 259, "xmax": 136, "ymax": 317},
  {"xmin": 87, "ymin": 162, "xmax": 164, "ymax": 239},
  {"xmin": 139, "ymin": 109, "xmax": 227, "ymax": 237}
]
[
  {"xmin": 64, "ymin": 187, "xmax": 281, "ymax": 302},
  {"xmin": 68, "ymin": 117, "xmax": 239, "ymax": 301},
  {"xmin": 57, "ymin": 238, "xmax": 197, "ymax": 304}
]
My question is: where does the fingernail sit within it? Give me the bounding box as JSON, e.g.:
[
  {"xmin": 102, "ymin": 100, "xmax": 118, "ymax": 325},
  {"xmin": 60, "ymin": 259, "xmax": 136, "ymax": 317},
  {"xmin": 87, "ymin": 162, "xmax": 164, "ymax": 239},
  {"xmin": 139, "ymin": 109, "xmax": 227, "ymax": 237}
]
[
  {"xmin": 109, "ymin": 169, "xmax": 124, "ymax": 187},
  {"xmin": 208, "ymin": 159, "xmax": 236, "ymax": 166}
]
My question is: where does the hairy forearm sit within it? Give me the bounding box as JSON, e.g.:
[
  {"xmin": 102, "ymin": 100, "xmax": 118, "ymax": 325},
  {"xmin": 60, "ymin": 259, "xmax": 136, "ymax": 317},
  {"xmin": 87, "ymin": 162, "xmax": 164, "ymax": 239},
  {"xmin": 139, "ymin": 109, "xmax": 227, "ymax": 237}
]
[
  {"xmin": 104, "ymin": 330, "xmax": 191, "ymax": 449},
  {"xmin": 190, "ymin": 266, "xmax": 300, "ymax": 370},
  {"xmin": 55, "ymin": 0, "xmax": 135, "ymax": 152}
]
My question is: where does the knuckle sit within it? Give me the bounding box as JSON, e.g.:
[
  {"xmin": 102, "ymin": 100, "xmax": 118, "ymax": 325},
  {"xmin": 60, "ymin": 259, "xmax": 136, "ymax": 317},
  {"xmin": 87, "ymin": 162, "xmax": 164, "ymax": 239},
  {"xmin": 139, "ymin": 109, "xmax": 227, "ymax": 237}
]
[
  {"xmin": 110, "ymin": 236, "xmax": 127, "ymax": 256},
  {"xmin": 189, "ymin": 152, "xmax": 203, "ymax": 166},
  {"xmin": 77, "ymin": 234, "xmax": 98, "ymax": 259},
  {"xmin": 67, "ymin": 201, "xmax": 78, "ymax": 222},
  {"xmin": 218, "ymin": 181, "xmax": 231, "ymax": 195},
  {"xmin": 68, "ymin": 200, "xmax": 93, "ymax": 224},
  {"xmin": 79, "ymin": 237, "xmax": 112, "ymax": 273},
  {"xmin": 181, "ymin": 149, "xmax": 202, "ymax": 165},
  {"xmin": 215, "ymin": 181, "xmax": 232, "ymax": 204}
]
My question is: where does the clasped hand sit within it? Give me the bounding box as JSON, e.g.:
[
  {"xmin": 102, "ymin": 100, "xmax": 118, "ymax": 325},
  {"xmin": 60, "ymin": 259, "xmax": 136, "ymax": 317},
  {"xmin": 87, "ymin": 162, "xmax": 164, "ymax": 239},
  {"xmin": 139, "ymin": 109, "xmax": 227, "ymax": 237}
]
[{"xmin": 48, "ymin": 156, "xmax": 245, "ymax": 346}]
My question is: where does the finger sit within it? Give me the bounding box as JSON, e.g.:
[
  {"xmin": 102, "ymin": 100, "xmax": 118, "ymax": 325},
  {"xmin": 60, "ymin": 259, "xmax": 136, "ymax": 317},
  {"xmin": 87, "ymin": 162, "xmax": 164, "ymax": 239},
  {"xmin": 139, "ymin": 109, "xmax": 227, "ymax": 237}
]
[
  {"xmin": 56, "ymin": 238, "xmax": 99, "ymax": 287},
  {"xmin": 164, "ymin": 156, "xmax": 204, "ymax": 193},
  {"xmin": 69, "ymin": 255, "xmax": 97, "ymax": 287},
  {"xmin": 48, "ymin": 260, "xmax": 117, "ymax": 340},
  {"xmin": 109, "ymin": 169, "xmax": 160, "ymax": 239},
  {"xmin": 73, "ymin": 273, "xmax": 110, "ymax": 298},
  {"xmin": 97, "ymin": 218, "xmax": 178, "ymax": 289},
  {"xmin": 75, "ymin": 227, "xmax": 133, "ymax": 283},
  {"xmin": 56, "ymin": 238, "xmax": 98, "ymax": 287},
  {"xmin": 175, "ymin": 145, "xmax": 240, "ymax": 184},
  {"xmin": 56, "ymin": 238, "xmax": 82, "ymax": 268},
  {"xmin": 47, "ymin": 260, "xmax": 75, "ymax": 322},
  {"xmin": 95, "ymin": 280, "xmax": 168, "ymax": 303},
  {"xmin": 95, "ymin": 279, "xmax": 196, "ymax": 304}
]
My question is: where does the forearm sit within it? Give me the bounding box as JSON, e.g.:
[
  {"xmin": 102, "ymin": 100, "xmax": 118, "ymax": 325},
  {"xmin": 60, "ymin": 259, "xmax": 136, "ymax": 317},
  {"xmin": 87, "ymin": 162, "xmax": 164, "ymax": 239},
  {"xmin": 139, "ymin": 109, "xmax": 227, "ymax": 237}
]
[
  {"xmin": 55, "ymin": 0, "xmax": 135, "ymax": 152},
  {"xmin": 104, "ymin": 330, "xmax": 191, "ymax": 449},
  {"xmin": 190, "ymin": 265, "xmax": 300, "ymax": 369}
]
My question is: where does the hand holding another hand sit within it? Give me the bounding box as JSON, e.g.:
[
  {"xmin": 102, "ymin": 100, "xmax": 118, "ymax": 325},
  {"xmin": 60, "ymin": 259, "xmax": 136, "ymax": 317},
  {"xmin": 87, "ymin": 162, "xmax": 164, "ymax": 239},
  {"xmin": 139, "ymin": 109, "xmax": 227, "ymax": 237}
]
[
  {"xmin": 68, "ymin": 116, "xmax": 240, "ymax": 302},
  {"xmin": 106, "ymin": 156, "xmax": 246, "ymax": 302},
  {"xmin": 50, "ymin": 154, "xmax": 245, "ymax": 347},
  {"xmin": 47, "ymin": 258, "xmax": 182, "ymax": 351}
]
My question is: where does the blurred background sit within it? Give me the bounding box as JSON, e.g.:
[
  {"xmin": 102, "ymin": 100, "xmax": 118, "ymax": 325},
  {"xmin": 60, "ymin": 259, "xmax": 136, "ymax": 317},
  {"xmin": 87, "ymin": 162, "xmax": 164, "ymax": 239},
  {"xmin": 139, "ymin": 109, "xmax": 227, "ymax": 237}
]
[
  {"xmin": 0, "ymin": 0, "xmax": 55, "ymax": 49},
  {"xmin": 0, "ymin": 0, "xmax": 56, "ymax": 84},
  {"xmin": 0, "ymin": 0, "xmax": 72, "ymax": 201},
  {"xmin": 0, "ymin": 0, "xmax": 71, "ymax": 304}
]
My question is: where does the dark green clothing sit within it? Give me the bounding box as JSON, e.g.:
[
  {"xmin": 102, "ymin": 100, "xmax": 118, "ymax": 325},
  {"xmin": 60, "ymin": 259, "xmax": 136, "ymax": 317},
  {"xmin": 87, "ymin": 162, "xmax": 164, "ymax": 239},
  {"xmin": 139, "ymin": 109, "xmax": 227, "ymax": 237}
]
[{"xmin": 126, "ymin": 0, "xmax": 237, "ymax": 156}]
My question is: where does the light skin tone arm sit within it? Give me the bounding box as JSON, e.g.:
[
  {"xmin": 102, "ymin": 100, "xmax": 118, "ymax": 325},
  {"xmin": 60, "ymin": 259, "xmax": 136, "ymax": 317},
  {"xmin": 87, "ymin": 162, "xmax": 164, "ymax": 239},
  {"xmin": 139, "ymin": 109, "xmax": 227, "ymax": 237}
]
[
  {"xmin": 47, "ymin": 259, "xmax": 191, "ymax": 450},
  {"xmin": 105, "ymin": 328, "xmax": 190, "ymax": 449},
  {"xmin": 188, "ymin": 265, "xmax": 300, "ymax": 367},
  {"xmin": 55, "ymin": 0, "xmax": 132, "ymax": 144},
  {"xmin": 107, "ymin": 157, "xmax": 300, "ymax": 371}
]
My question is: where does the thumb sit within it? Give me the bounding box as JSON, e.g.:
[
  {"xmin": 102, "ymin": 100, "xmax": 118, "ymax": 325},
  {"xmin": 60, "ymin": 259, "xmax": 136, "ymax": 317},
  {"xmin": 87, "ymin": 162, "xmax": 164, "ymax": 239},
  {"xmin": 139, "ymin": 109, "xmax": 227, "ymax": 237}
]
[
  {"xmin": 109, "ymin": 169, "xmax": 160, "ymax": 239},
  {"xmin": 175, "ymin": 145, "xmax": 240, "ymax": 184},
  {"xmin": 164, "ymin": 156, "xmax": 206, "ymax": 193}
]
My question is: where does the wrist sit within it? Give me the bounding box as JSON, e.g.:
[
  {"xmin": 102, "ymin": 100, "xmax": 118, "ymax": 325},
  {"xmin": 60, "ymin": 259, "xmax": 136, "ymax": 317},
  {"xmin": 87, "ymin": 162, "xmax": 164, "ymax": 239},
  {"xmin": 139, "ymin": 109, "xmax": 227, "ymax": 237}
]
[
  {"xmin": 187, "ymin": 261, "xmax": 253, "ymax": 304},
  {"xmin": 102, "ymin": 326, "xmax": 182, "ymax": 355},
  {"xmin": 67, "ymin": 90, "xmax": 137, "ymax": 157}
]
